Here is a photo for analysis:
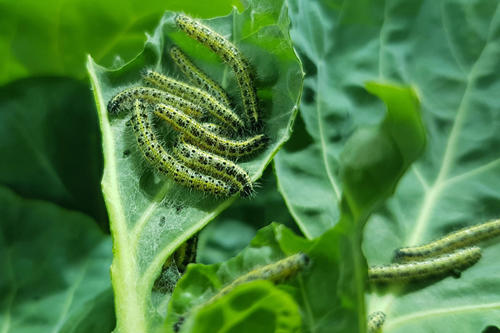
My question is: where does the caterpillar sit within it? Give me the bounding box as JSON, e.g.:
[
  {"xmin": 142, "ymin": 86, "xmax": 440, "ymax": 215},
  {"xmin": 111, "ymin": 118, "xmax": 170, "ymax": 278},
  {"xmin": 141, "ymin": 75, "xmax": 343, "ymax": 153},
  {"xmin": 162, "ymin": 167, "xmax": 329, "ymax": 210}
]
[
  {"xmin": 107, "ymin": 86, "xmax": 204, "ymax": 118},
  {"xmin": 368, "ymin": 247, "xmax": 481, "ymax": 283},
  {"xmin": 174, "ymin": 14, "xmax": 260, "ymax": 130},
  {"xmin": 211, "ymin": 253, "xmax": 309, "ymax": 302},
  {"xmin": 130, "ymin": 100, "xmax": 236, "ymax": 197},
  {"xmin": 170, "ymin": 46, "xmax": 232, "ymax": 107},
  {"xmin": 154, "ymin": 103, "xmax": 268, "ymax": 158},
  {"xmin": 173, "ymin": 139, "xmax": 253, "ymax": 197},
  {"xmin": 143, "ymin": 70, "xmax": 244, "ymax": 132},
  {"xmin": 173, "ymin": 253, "xmax": 309, "ymax": 333},
  {"xmin": 174, "ymin": 233, "xmax": 199, "ymax": 274},
  {"xmin": 394, "ymin": 219, "xmax": 500, "ymax": 262},
  {"xmin": 367, "ymin": 311, "xmax": 386, "ymax": 333}
]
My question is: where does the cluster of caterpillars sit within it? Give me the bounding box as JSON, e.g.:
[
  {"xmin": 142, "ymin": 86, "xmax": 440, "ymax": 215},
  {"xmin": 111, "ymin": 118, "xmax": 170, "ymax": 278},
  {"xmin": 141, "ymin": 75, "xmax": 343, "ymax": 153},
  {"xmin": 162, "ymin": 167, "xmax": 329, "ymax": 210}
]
[
  {"xmin": 366, "ymin": 218, "xmax": 500, "ymax": 332},
  {"xmin": 107, "ymin": 14, "xmax": 268, "ymax": 197}
]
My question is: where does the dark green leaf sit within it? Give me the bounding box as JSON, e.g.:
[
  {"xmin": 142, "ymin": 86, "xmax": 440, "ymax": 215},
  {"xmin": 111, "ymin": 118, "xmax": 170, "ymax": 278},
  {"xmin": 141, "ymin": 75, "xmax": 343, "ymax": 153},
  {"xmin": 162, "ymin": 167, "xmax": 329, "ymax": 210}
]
[
  {"xmin": 0, "ymin": 186, "xmax": 113, "ymax": 333},
  {"xmin": 0, "ymin": 77, "xmax": 107, "ymax": 226}
]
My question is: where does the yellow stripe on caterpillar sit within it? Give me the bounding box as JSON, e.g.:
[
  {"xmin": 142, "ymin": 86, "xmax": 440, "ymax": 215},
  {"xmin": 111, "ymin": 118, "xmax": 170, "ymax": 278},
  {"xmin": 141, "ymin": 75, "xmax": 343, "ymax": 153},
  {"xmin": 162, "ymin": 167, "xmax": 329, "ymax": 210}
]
[
  {"xmin": 173, "ymin": 139, "xmax": 253, "ymax": 197},
  {"xmin": 107, "ymin": 86, "xmax": 204, "ymax": 118},
  {"xmin": 211, "ymin": 253, "xmax": 309, "ymax": 302},
  {"xmin": 130, "ymin": 100, "xmax": 235, "ymax": 197},
  {"xmin": 170, "ymin": 46, "xmax": 232, "ymax": 107},
  {"xmin": 174, "ymin": 14, "xmax": 260, "ymax": 129},
  {"xmin": 143, "ymin": 70, "xmax": 244, "ymax": 132},
  {"xmin": 367, "ymin": 311, "xmax": 386, "ymax": 333},
  {"xmin": 394, "ymin": 219, "xmax": 500, "ymax": 262},
  {"xmin": 154, "ymin": 103, "xmax": 268, "ymax": 158},
  {"xmin": 369, "ymin": 247, "xmax": 481, "ymax": 283}
]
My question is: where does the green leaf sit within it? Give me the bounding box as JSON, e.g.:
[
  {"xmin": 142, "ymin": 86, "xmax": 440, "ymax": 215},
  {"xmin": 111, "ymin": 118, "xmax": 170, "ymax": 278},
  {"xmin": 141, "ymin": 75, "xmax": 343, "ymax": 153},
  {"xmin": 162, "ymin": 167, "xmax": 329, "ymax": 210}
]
[
  {"xmin": 166, "ymin": 223, "xmax": 361, "ymax": 333},
  {"xmin": 86, "ymin": 2, "xmax": 303, "ymax": 332},
  {"xmin": 198, "ymin": 169, "xmax": 297, "ymax": 265},
  {"xmin": 361, "ymin": 2, "xmax": 500, "ymax": 332},
  {"xmin": 276, "ymin": 0, "xmax": 500, "ymax": 331},
  {"xmin": 180, "ymin": 280, "xmax": 301, "ymax": 333},
  {"xmin": 0, "ymin": 77, "xmax": 107, "ymax": 226},
  {"xmin": 0, "ymin": 0, "xmax": 243, "ymax": 85},
  {"xmin": 0, "ymin": 186, "xmax": 113, "ymax": 333},
  {"xmin": 340, "ymin": 82, "xmax": 425, "ymax": 219}
]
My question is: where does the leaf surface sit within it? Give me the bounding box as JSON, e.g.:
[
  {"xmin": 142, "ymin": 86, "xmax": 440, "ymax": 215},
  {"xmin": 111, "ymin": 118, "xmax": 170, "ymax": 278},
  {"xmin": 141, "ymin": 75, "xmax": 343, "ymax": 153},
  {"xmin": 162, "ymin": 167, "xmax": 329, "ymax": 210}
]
[
  {"xmin": 276, "ymin": 0, "xmax": 500, "ymax": 331},
  {"xmin": 0, "ymin": 186, "xmax": 113, "ymax": 333},
  {"xmin": 86, "ymin": 2, "xmax": 303, "ymax": 331}
]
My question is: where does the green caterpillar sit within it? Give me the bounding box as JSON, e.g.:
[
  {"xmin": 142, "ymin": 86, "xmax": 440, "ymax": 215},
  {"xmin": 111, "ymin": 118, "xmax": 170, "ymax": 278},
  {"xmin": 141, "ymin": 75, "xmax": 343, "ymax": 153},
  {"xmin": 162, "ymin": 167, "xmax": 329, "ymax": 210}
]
[
  {"xmin": 170, "ymin": 46, "xmax": 232, "ymax": 107},
  {"xmin": 369, "ymin": 247, "xmax": 481, "ymax": 283},
  {"xmin": 174, "ymin": 14, "xmax": 260, "ymax": 130},
  {"xmin": 395, "ymin": 219, "xmax": 500, "ymax": 262},
  {"xmin": 130, "ymin": 100, "xmax": 235, "ymax": 197}
]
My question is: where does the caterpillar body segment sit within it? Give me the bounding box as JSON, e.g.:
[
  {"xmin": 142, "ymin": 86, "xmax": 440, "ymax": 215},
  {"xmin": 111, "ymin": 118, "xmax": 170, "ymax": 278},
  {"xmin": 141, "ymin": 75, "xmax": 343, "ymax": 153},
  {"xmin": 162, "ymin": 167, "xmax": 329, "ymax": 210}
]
[
  {"xmin": 367, "ymin": 311, "xmax": 386, "ymax": 333},
  {"xmin": 143, "ymin": 70, "xmax": 245, "ymax": 132},
  {"xmin": 212, "ymin": 253, "xmax": 309, "ymax": 302},
  {"xmin": 130, "ymin": 100, "xmax": 236, "ymax": 197},
  {"xmin": 174, "ymin": 140, "xmax": 253, "ymax": 197},
  {"xmin": 174, "ymin": 14, "xmax": 260, "ymax": 130},
  {"xmin": 170, "ymin": 46, "xmax": 232, "ymax": 107},
  {"xmin": 154, "ymin": 103, "xmax": 268, "ymax": 158},
  {"xmin": 395, "ymin": 219, "xmax": 500, "ymax": 262},
  {"xmin": 369, "ymin": 247, "xmax": 481, "ymax": 283},
  {"xmin": 107, "ymin": 86, "xmax": 204, "ymax": 118}
]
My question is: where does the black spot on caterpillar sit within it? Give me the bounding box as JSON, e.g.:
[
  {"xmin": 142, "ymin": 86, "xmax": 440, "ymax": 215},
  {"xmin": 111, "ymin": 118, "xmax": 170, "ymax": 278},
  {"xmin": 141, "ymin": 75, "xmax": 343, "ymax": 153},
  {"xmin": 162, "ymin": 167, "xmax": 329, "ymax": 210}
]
[
  {"xmin": 174, "ymin": 14, "xmax": 260, "ymax": 130},
  {"xmin": 107, "ymin": 86, "xmax": 204, "ymax": 118},
  {"xmin": 130, "ymin": 100, "xmax": 236, "ymax": 197},
  {"xmin": 143, "ymin": 70, "xmax": 245, "ymax": 132},
  {"xmin": 174, "ymin": 233, "xmax": 199, "ymax": 274},
  {"xmin": 173, "ymin": 139, "xmax": 253, "ymax": 197},
  {"xmin": 154, "ymin": 103, "xmax": 268, "ymax": 158},
  {"xmin": 394, "ymin": 219, "xmax": 500, "ymax": 262},
  {"xmin": 369, "ymin": 247, "xmax": 481, "ymax": 283},
  {"xmin": 211, "ymin": 252, "xmax": 310, "ymax": 303},
  {"xmin": 367, "ymin": 311, "xmax": 386, "ymax": 333},
  {"xmin": 170, "ymin": 46, "xmax": 232, "ymax": 107}
]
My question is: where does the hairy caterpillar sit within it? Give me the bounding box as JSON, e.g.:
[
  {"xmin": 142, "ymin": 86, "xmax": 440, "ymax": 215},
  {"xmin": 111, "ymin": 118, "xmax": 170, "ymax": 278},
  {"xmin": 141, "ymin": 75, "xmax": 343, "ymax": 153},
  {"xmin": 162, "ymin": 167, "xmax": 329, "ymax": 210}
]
[
  {"xmin": 368, "ymin": 247, "xmax": 481, "ymax": 283},
  {"xmin": 394, "ymin": 219, "xmax": 500, "ymax": 262},
  {"xmin": 107, "ymin": 86, "xmax": 204, "ymax": 118},
  {"xmin": 174, "ymin": 14, "xmax": 260, "ymax": 129},
  {"xmin": 367, "ymin": 311, "xmax": 386, "ymax": 333},
  {"xmin": 211, "ymin": 253, "xmax": 309, "ymax": 302},
  {"xmin": 170, "ymin": 46, "xmax": 232, "ymax": 107},
  {"xmin": 173, "ymin": 140, "xmax": 253, "ymax": 197},
  {"xmin": 172, "ymin": 253, "xmax": 309, "ymax": 332},
  {"xmin": 174, "ymin": 233, "xmax": 199, "ymax": 274},
  {"xmin": 143, "ymin": 70, "xmax": 244, "ymax": 132},
  {"xmin": 154, "ymin": 103, "xmax": 268, "ymax": 158},
  {"xmin": 130, "ymin": 100, "xmax": 235, "ymax": 196}
]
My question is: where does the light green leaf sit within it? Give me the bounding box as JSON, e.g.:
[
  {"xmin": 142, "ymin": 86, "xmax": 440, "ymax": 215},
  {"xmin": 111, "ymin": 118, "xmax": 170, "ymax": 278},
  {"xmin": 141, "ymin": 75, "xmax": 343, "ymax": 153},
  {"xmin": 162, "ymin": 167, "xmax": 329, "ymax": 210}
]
[
  {"xmin": 86, "ymin": 2, "xmax": 303, "ymax": 332},
  {"xmin": 276, "ymin": 0, "xmax": 500, "ymax": 331},
  {"xmin": 180, "ymin": 280, "xmax": 301, "ymax": 333},
  {"xmin": 0, "ymin": 0, "xmax": 243, "ymax": 85},
  {"xmin": 0, "ymin": 186, "xmax": 113, "ymax": 333},
  {"xmin": 362, "ymin": 2, "xmax": 500, "ymax": 332},
  {"xmin": 166, "ymin": 223, "xmax": 362, "ymax": 332}
]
